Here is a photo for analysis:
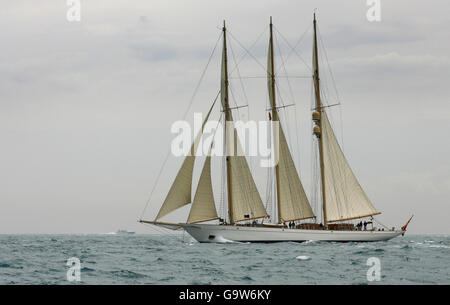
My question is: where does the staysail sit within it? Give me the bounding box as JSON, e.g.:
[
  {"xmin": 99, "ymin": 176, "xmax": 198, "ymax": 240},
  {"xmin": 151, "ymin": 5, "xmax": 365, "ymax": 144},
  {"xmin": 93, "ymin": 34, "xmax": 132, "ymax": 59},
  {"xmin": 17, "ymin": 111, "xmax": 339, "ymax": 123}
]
[
  {"xmin": 267, "ymin": 18, "xmax": 315, "ymax": 222},
  {"xmin": 222, "ymin": 21, "xmax": 268, "ymax": 223},
  {"xmin": 276, "ymin": 126, "xmax": 316, "ymax": 221},
  {"xmin": 154, "ymin": 102, "xmax": 215, "ymax": 221},
  {"xmin": 321, "ymin": 111, "xmax": 380, "ymax": 222},
  {"xmin": 228, "ymin": 138, "xmax": 269, "ymax": 222},
  {"xmin": 187, "ymin": 149, "xmax": 219, "ymax": 223}
]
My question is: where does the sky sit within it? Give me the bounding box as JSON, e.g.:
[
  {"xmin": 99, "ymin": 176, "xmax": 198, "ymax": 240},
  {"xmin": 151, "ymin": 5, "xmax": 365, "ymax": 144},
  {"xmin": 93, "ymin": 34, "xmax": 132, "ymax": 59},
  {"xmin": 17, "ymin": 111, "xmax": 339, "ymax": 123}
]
[{"xmin": 0, "ymin": 0, "xmax": 449, "ymax": 234}]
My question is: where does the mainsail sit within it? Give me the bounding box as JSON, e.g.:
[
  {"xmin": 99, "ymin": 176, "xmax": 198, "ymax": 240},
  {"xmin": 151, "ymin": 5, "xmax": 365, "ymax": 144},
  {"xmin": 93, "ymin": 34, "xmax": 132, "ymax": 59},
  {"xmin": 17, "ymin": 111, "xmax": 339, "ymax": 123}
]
[
  {"xmin": 154, "ymin": 102, "xmax": 215, "ymax": 221},
  {"xmin": 321, "ymin": 111, "xmax": 380, "ymax": 222},
  {"xmin": 311, "ymin": 13, "xmax": 380, "ymax": 223},
  {"xmin": 222, "ymin": 21, "xmax": 268, "ymax": 223},
  {"xmin": 267, "ymin": 18, "xmax": 315, "ymax": 222}
]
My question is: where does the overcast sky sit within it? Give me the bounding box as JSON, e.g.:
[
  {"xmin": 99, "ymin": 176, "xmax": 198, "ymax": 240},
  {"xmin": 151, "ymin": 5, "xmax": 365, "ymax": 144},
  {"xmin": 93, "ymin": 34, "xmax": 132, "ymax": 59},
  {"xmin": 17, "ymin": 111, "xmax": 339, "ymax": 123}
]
[{"xmin": 0, "ymin": 0, "xmax": 449, "ymax": 234}]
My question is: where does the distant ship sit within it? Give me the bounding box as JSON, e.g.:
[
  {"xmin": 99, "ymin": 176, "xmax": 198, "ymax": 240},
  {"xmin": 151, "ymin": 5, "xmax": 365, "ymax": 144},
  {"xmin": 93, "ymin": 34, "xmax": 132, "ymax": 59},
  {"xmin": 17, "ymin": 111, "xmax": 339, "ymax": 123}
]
[
  {"xmin": 115, "ymin": 230, "xmax": 135, "ymax": 235},
  {"xmin": 140, "ymin": 14, "xmax": 413, "ymax": 242}
]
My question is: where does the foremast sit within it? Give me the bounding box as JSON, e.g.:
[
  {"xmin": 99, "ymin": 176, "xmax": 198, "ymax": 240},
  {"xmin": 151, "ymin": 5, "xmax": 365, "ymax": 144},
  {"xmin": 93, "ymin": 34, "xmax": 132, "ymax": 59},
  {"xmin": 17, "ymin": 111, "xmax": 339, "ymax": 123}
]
[{"xmin": 221, "ymin": 21, "xmax": 234, "ymax": 225}]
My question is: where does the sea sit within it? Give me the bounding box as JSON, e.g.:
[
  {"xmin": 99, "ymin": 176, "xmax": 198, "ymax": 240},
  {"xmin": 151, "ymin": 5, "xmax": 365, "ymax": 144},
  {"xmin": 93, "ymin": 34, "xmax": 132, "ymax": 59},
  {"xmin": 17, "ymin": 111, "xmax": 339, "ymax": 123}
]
[{"xmin": 0, "ymin": 234, "xmax": 448, "ymax": 285}]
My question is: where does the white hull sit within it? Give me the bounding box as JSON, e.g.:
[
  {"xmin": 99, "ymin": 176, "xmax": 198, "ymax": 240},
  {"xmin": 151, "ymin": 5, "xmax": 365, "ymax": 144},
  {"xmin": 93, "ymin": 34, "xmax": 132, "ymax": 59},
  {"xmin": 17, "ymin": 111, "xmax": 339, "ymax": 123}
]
[{"xmin": 180, "ymin": 223, "xmax": 403, "ymax": 243}]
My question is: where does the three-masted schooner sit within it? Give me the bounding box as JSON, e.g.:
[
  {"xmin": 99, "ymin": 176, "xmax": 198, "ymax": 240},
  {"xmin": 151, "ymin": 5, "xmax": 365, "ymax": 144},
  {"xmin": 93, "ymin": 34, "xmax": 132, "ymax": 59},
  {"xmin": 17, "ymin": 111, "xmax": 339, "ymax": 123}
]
[{"xmin": 140, "ymin": 15, "xmax": 411, "ymax": 242}]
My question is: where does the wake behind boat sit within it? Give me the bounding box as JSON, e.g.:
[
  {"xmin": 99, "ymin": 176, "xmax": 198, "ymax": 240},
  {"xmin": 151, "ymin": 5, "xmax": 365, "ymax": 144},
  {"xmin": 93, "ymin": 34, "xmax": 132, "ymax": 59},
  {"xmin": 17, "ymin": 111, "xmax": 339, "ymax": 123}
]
[{"xmin": 139, "ymin": 14, "xmax": 412, "ymax": 243}]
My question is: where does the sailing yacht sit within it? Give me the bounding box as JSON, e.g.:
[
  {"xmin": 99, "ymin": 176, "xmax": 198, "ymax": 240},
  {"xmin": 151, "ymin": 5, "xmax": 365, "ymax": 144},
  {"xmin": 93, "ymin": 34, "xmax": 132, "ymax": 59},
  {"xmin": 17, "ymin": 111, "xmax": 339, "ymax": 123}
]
[{"xmin": 139, "ymin": 15, "xmax": 412, "ymax": 242}]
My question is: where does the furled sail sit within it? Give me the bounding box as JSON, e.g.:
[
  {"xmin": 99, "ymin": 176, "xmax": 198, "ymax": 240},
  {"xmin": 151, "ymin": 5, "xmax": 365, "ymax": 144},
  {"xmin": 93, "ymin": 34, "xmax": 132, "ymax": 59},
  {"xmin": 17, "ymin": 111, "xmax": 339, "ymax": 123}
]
[
  {"xmin": 154, "ymin": 102, "xmax": 215, "ymax": 221},
  {"xmin": 321, "ymin": 111, "xmax": 380, "ymax": 222},
  {"xmin": 187, "ymin": 150, "xmax": 219, "ymax": 223},
  {"xmin": 267, "ymin": 20, "xmax": 315, "ymax": 222}
]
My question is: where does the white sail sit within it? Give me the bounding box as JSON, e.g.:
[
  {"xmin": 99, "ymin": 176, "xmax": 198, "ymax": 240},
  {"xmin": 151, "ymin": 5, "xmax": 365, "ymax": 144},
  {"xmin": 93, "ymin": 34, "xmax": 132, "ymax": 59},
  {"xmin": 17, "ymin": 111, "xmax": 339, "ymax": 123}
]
[
  {"xmin": 229, "ymin": 155, "xmax": 269, "ymax": 222},
  {"xmin": 155, "ymin": 103, "xmax": 215, "ymax": 221},
  {"xmin": 221, "ymin": 22, "xmax": 268, "ymax": 223},
  {"xmin": 321, "ymin": 111, "xmax": 380, "ymax": 222},
  {"xmin": 225, "ymin": 120, "xmax": 269, "ymax": 223},
  {"xmin": 187, "ymin": 153, "xmax": 219, "ymax": 223},
  {"xmin": 277, "ymin": 125, "xmax": 315, "ymax": 221},
  {"xmin": 267, "ymin": 24, "xmax": 315, "ymax": 222}
]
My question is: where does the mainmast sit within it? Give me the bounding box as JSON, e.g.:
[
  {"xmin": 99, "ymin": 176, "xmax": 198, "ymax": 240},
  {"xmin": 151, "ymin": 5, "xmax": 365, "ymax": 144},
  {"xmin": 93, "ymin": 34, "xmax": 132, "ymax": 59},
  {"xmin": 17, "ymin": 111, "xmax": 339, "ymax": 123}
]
[
  {"xmin": 222, "ymin": 21, "xmax": 234, "ymax": 225},
  {"xmin": 312, "ymin": 13, "xmax": 328, "ymax": 227},
  {"xmin": 268, "ymin": 17, "xmax": 282, "ymax": 224}
]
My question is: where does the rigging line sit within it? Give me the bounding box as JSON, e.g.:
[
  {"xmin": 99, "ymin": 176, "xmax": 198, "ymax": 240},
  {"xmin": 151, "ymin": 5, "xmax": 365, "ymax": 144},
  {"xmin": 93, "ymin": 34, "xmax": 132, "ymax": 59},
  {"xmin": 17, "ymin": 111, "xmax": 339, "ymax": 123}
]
[
  {"xmin": 141, "ymin": 222, "xmax": 180, "ymax": 240},
  {"xmin": 372, "ymin": 218, "xmax": 390, "ymax": 230},
  {"xmin": 228, "ymin": 84, "xmax": 241, "ymax": 121},
  {"xmin": 275, "ymin": 83, "xmax": 294, "ymax": 156},
  {"xmin": 317, "ymin": 25, "xmax": 344, "ymax": 151},
  {"xmin": 200, "ymin": 112, "xmax": 224, "ymax": 221},
  {"xmin": 317, "ymin": 25, "xmax": 342, "ymax": 105},
  {"xmin": 278, "ymin": 76, "xmax": 311, "ymax": 78},
  {"xmin": 139, "ymin": 32, "xmax": 222, "ymax": 220},
  {"xmin": 273, "ymin": 25, "xmax": 312, "ymax": 72},
  {"xmin": 228, "ymin": 34, "xmax": 250, "ymax": 109},
  {"xmin": 229, "ymin": 76, "xmax": 265, "ymax": 79},
  {"xmin": 228, "ymin": 30, "xmax": 267, "ymax": 74},
  {"xmin": 181, "ymin": 32, "xmax": 223, "ymax": 120},
  {"xmin": 139, "ymin": 90, "xmax": 220, "ymax": 221},
  {"xmin": 228, "ymin": 25, "xmax": 268, "ymax": 76},
  {"xmin": 275, "ymin": 81, "xmax": 305, "ymax": 219},
  {"xmin": 282, "ymin": 22, "xmax": 312, "ymax": 70},
  {"xmin": 274, "ymin": 28, "xmax": 301, "ymax": 172},
  {"xmin": 228, "ymin": 34, "xmax": 254, "ymax": 179},
  {"xmin": 229, "ymin": 75, "xmax": 311, "ymax": 79}
]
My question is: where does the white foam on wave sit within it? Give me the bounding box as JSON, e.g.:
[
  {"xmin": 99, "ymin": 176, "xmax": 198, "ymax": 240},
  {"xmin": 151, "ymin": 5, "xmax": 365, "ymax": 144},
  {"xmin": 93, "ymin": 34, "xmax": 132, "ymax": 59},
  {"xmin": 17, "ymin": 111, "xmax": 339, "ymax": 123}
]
[
  {"xmin": 296, "ymin": 255, "xmax": 311, "ymax": 261},
  {"xmin": 429, "ymin": 245, "xmax": 450, "ymax": 249},
  {"xmin": 212, "ymin": 236, "xmax": 243, "ymax": 244}
]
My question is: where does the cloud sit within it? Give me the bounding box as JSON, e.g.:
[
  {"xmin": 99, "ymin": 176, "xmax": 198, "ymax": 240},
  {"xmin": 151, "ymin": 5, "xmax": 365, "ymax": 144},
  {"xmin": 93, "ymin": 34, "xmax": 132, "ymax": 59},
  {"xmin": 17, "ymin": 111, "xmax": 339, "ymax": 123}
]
[
  {"xmin": 0, "ymin": 1, "xmax": 449, "ymax": 234},
  {"xmin": 130, "ymin": 43, "xmax": 178, "ymax": 61},
  {"xmin": 333, "ymin": 52, "xmax": 450, "ymax": 77}
]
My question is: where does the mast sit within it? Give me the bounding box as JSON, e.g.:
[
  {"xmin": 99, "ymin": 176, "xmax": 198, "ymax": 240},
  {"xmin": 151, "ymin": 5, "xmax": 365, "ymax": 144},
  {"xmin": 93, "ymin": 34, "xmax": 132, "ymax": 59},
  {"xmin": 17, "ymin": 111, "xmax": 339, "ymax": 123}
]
[
  {"xmin": 222, "ymin": 21, "xmax": 234, "ymax": 225},
  {"xmin": 268, "ymin": 17, "xmax": 282, "ymax": 224},
  {"xmin": 312, "ymin": 13, "xmax": 328, "ymax": 227}
]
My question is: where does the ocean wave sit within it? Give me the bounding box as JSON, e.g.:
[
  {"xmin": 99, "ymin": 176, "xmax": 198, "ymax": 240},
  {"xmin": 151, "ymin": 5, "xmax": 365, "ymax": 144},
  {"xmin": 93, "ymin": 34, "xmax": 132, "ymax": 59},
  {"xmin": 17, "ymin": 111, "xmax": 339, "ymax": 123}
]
[
  {"xmin": 1, "ymin": 234, "xmax": 448, "ymax": 284},
  {"xmin": 110, "ymin": 270, "xmax": 145, "ymax": 279}
]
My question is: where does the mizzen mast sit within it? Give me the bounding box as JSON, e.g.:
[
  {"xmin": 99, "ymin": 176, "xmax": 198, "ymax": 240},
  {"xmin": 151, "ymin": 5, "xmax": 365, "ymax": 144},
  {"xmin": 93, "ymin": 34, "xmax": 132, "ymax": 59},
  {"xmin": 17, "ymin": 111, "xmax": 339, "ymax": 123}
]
[
  {"xmin": 312, "ymin": 13, "xmax": 328, "ymax": 227},
  {"xmin": 268, "ymin": 17, "xmax": 282, "ymax": 224}
]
